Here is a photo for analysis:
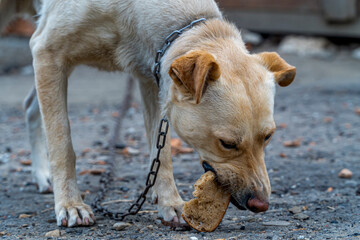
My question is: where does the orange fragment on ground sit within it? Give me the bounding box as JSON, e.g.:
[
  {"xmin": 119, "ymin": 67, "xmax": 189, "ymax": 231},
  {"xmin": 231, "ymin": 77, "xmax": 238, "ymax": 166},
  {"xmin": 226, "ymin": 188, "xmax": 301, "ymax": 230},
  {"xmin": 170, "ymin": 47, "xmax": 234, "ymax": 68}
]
[
  {"xmin": 19, "ymin": 159, "xmax": 32, "ymax": 166},
  {"xmin": 171, "ymin": 138, "xmax": 194, "ymax": 156},
  {"xmin": 283, "ymin": 139, "xmax": 302, "ymax": 148}
]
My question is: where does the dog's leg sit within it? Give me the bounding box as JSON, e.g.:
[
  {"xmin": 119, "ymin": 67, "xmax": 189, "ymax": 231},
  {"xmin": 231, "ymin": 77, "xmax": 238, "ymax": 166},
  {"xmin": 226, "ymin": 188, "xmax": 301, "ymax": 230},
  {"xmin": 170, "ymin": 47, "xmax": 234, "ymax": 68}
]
[
  {"xmin": 138, "ymin": 79, "xmax": 184, "ymax": 223},
  {"xmin": 31, "ymin": 45, "xmax": 94, "ymax": 227},
  {"xmin": 24, "ymin": 87, "xmax": 52, "ymax": 193}
]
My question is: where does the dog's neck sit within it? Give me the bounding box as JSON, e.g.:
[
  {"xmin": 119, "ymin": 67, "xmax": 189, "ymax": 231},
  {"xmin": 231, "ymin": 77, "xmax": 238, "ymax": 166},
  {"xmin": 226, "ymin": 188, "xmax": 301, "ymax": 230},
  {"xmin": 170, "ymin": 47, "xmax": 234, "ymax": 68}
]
[{"xmin": 159, "ymin": 18, "xmax": 246, "ymax": 116}]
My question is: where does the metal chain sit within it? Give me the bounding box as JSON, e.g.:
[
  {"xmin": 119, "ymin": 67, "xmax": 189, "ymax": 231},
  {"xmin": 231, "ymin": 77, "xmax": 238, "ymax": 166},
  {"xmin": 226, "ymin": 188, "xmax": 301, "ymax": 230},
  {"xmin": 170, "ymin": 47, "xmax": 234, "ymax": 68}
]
[
  {"xmin": 92, "ymin": 18, "xmax": 207, "ymax": 222},
  {"xmin": 91, "ymin": 117, "xmax": 169, "ymax": 221},
  {"xmin": 153, "ymin": 18, "xmax": 206, "ymax": 86}
]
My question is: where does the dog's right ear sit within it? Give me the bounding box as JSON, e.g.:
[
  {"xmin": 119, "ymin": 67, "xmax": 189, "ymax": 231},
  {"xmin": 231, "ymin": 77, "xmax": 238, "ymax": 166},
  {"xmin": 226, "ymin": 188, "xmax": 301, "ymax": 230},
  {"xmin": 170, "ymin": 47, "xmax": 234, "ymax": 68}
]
[
  {"xmin": 258, "ymin": 52, "xmax": 296, "ymax": 87},
  {"xmin": 169, "ymin": 50, "xmax": 220, "ymax": 104}
]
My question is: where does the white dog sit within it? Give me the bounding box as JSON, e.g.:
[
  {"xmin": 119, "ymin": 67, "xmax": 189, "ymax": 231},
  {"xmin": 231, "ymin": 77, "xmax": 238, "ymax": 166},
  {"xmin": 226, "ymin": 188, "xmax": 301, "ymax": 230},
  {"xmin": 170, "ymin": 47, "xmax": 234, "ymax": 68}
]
[{"xmin": 0, "ymin": 0, "xmax": 295, "ymax": 227}]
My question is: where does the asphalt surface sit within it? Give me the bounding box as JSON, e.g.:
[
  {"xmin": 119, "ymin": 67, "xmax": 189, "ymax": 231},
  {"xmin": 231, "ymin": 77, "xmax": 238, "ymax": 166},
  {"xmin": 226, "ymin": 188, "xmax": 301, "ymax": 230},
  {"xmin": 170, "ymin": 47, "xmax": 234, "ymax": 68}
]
[{"xmin": 0, "ymin": 39, "xmax": 359, "ymax": 239}]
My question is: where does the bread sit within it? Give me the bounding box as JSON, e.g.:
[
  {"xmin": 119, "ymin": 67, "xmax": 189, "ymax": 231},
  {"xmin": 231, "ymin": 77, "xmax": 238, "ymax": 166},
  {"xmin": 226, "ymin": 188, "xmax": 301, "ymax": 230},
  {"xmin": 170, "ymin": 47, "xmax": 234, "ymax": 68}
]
[{"xmin": 182, "ymin": 171, "xmax": 231, "ymax": 232}]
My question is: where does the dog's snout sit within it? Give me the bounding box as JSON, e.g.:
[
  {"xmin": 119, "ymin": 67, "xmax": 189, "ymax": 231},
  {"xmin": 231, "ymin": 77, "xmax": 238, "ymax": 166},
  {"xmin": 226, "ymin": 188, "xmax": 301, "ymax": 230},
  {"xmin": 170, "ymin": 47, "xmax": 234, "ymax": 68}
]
[{"xmin": 246, "ymin": 195, "xmax": 269, "ymax": 213}]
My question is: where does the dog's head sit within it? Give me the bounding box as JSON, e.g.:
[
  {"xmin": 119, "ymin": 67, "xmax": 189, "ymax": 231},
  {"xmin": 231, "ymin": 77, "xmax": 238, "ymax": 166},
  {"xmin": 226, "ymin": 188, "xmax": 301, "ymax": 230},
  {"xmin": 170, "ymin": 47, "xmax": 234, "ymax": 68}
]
[{"xmin": 167, "ymin": 44, "xmax": 295, "ymax": 213}]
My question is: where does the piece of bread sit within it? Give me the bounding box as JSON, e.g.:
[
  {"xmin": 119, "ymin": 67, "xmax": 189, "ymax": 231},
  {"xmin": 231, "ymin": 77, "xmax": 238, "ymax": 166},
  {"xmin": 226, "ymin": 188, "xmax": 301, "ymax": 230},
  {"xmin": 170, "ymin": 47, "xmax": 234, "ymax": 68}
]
[{"xmin": 182, "ymin": 171, "xmax": 231, "ymax": 232}]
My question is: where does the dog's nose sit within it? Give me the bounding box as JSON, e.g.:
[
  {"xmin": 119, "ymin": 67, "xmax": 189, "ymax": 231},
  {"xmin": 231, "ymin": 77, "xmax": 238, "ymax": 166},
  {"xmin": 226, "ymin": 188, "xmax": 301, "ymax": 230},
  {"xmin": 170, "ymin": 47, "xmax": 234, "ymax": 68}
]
[{"xmin": 246, "ymin": 196, "xmax": 269, "ymax": 213}]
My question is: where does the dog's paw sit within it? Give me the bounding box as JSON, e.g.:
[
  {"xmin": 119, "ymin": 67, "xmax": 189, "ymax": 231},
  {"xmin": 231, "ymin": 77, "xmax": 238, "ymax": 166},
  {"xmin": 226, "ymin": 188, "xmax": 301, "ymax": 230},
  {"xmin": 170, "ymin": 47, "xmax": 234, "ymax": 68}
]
[
  {"xmin": 32, "ymin": 170, "xmax": 52, "ymax": 193},
  {"xmin": 56, "ymin": 202, "xmax": 95, "ymax": 227},
  {"xmin": 157, "ymin": 203, "xmax": 186, "ymax": 224},
  {"xmin": 152, "ymin": 190, "xmax": 185, "ymax": 224}
]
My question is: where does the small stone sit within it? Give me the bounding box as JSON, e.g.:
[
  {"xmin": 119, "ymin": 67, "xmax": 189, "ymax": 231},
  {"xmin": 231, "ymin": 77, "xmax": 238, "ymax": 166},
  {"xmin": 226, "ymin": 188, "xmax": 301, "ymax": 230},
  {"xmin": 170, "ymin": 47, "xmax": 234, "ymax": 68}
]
[
  {"xmin": 293, "ymin": 213, "xmax": 309, "ymax": 220},
  {"xmin": 22, "ymin": 224, "xmax": 28, "ymax": 227},
  {"xmin": 147, "ymin": 225, "xmax": 154, "ymax": 230},
  {"xmin": 120, "ymin": 186, "xmax": 130, "ymax": 192},
  {"xmin": 190, "ymin": 237, "xmax": 198, "ymax": 240},
  {"xmin": 113, "ymin": 222, "xmax": 131, "ymax": 231},
  {"xmin": 0, "ymin": 231, "xmax": 6, "ymax": 236},
  {"xmin": 122, "ymin": 147, "xmax": 140, "ymax": 156},
  {"xmin": 352, "ymin": 47, "xmax": 360, "ymax": 60},
  {"xmin": 345, "ymin": 180, "xmax": 357, "ymax": 187},
  {"xmin": 338, "ymin": 168, "xmax": 352, "ymax": 179},
  {"xmin": 19, "ymin": 214, "xmax": 32, "ymax": 219},
  {"xmin": 240, "ymin": 225, "xmax": 245, "ymax": 230},
  {"xmin": 262, "ymin": 221, "xmax": 290, "ymax": 226},
  {"xmin": 45, "ymin": 229, "xmax": 61, "ymax": 237},
  {"xmin": 289, "ymin": 206, "xmax": 302, "ymax": 214}
]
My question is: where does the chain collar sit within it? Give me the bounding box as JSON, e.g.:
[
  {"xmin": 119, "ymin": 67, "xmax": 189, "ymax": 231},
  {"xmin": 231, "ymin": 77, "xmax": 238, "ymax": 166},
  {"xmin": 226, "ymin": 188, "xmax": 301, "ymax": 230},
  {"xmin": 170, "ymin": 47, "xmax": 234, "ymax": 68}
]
[{"xmin": 153, "ymin": 18, "xmax": 207, "ymax": 86}]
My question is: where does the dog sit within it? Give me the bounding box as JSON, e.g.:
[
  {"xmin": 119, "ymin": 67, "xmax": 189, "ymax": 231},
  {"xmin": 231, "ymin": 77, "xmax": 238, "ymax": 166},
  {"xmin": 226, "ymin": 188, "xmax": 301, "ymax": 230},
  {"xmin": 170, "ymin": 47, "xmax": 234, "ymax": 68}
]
[{"xmin": 0, "ymin": 0, "xmax": 296, "ymax": 227}]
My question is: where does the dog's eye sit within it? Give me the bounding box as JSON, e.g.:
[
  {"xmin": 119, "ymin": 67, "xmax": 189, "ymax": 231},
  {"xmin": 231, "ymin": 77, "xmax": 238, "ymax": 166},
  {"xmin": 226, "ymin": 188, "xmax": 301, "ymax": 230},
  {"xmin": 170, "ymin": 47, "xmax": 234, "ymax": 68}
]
[
  {"xmin": 220, "ymin": 139, "xmax": 237, "ymax": 150},
  {"xmin": 265, "ymin": 134, "xmax": 272, "ymax": 141}
]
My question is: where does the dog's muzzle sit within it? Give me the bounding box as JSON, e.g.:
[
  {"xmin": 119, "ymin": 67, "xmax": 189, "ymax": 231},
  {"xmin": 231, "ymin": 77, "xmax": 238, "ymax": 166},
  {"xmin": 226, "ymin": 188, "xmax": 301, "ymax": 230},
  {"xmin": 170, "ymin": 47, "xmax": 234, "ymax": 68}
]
[{"xmin": 202, "ymin": 161, "xmax": 247, "ymax": 211}]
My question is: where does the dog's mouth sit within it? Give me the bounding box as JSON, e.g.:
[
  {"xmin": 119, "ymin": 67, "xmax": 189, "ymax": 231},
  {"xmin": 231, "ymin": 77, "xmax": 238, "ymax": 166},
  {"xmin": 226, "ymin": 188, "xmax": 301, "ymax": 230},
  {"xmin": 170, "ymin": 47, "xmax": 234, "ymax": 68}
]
[
  {"xmin": 202, "ymin": 161, "xmax": 246, "ymax": 211},
  {"xmin": 230, "ymin": 196, "xmax": 247, "ymax": 210},
  {"xmin": 202, "ymin": 161, "xmax": 216, "ymax": 174}
]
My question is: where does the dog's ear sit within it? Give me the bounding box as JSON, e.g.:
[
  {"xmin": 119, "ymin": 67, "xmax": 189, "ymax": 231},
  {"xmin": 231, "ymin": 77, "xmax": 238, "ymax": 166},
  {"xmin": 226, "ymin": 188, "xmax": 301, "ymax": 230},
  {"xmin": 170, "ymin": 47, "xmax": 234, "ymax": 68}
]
[
  {"xmin": 169, "ymin": 50, "xmax": 220, "ymax": 104},
  {"xmin": 258, "ymin": 52, "xmax": 296, "ymax": 87}
]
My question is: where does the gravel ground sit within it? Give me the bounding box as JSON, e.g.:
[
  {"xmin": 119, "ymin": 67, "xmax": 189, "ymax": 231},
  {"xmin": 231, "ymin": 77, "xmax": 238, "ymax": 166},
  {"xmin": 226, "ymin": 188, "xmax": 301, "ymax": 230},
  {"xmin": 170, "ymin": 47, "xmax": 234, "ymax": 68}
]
[{"xmin": 0, "ymin": 42, "xmax": 359, "ymax": 239}]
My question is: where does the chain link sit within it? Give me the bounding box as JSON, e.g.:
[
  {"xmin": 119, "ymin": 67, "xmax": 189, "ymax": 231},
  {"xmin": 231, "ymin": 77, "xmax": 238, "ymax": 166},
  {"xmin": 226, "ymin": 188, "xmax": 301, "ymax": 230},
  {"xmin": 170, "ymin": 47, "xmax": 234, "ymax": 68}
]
[
  {"xmin": 91, "ymin": 117, "xmax": 169, "ymax": 221},
  {"xmin": 92, "ymin": 18, "xmax": 206, "ymax": 222},
  {"xmin": 153, "ymin": 18, "xmax": 206, "ymax": 86}
]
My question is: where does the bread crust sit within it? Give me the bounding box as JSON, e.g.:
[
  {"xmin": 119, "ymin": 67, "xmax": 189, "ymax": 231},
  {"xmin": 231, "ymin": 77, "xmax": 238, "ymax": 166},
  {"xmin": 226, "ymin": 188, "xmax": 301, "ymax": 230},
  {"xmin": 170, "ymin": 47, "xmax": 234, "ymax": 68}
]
[{"xmin": 182, "ymin": 171, "xmax": 231, "ymax": 232}]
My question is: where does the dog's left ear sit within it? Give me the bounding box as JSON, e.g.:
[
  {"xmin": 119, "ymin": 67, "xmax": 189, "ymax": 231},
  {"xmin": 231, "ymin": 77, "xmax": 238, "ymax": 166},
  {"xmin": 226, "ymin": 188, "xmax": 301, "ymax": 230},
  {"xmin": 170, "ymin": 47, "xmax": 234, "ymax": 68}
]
[
  {"xmin": 258, "ymin": 52, "xmax": 296, "ymax": 87},
  {"xmin": 169, "ymin": 50, "xmax": 221, "ymax": 104}
]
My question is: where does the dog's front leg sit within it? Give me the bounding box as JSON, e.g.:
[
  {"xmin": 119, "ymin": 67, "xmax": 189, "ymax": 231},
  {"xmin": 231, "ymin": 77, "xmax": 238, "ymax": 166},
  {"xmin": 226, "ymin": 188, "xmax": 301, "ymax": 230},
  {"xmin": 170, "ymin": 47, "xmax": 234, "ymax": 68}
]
[
  {"xmin": 138, "ymin": 79, "xmax": 184, "ymax": 223},
  {"xmin": 24, "ymin": 87, "xmax": 52, "ymax": 193},
  {"xmin": 32, "ymin": 47, "xmax": 94, "ymax": 227}
]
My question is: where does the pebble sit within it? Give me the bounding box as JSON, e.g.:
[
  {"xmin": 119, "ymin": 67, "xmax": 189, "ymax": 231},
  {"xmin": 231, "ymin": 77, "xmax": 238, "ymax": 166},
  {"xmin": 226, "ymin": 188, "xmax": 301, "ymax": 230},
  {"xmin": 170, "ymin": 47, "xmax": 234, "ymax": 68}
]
[
  {"xmin": 289, "ymin": 206, "xmax": 302, "ymax": 214},
  {"xmin": 261, "ymin": 221, "xmax": 290, "ymax": 226},
  {"xmin": 352, "ymin": 47, "xmax": 360, "ymax": 60},
  {"xmin": 44, "ymin": 229, "xmax": 60, "ymax": 237},
  {"xmin": 338, "ymin": 168, "xmax": 352, "ymax": 179},
  {"xmin": 126, "ymin": 147, "xmax": 140, "ymax": 155},
  {"xmin": 19, "ymin": 214, "xmax": 32, "ymax": 219},
  {"xmin": 113, "ymin": 222, "xmax": 132, "ymax": 231},
  {"xmin": 0, "ymin": 231, "xmax": 6, "ymax": 236},
  {"xmin": 189, "ymin": 237, "xmax": 198, "ymax": 240},
  {"xmin": 356, "ymin": 187, "xmax": 360, "ymax": 196},
  {"xmin": 293, "ymin": 213, "xmax": 309, "ymax": 220}
]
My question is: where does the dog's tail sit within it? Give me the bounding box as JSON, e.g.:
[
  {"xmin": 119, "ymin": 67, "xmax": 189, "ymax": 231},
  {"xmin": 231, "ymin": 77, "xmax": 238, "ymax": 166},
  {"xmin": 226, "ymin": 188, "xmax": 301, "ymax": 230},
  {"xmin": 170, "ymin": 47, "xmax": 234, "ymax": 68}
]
[{"xmin": 0, "ymin": 0, "xmax": 39, "ymax": 33}]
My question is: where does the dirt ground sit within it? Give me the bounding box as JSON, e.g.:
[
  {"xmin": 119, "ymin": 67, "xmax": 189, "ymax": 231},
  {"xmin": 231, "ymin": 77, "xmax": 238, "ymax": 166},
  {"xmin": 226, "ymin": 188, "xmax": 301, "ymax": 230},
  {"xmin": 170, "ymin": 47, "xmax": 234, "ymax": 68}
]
[{"xmin": 0, "ymin": 39, "xmax": 359, "ymax": 240}]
